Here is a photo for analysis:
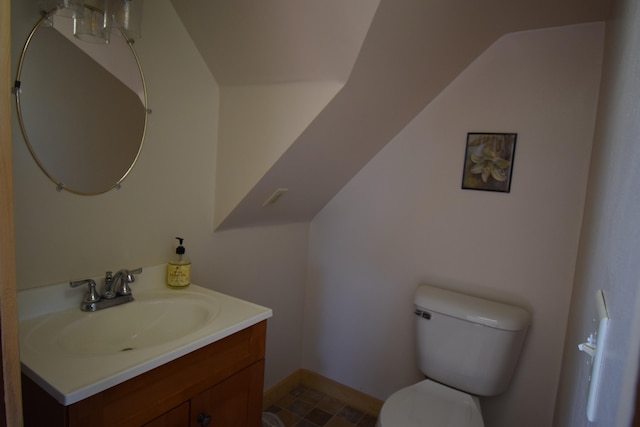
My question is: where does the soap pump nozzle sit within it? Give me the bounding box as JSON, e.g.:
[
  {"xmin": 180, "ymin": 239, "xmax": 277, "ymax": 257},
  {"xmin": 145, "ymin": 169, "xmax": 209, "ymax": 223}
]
[{"xmin": 175, "ymin": 237, "xmax": 186, "ymax": 259}]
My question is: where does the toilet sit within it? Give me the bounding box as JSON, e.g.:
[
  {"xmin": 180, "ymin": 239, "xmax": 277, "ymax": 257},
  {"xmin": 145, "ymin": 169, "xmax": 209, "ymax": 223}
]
[{"xmin": 377, "ymin": 285, "xmax": 530, "ymax": 427}]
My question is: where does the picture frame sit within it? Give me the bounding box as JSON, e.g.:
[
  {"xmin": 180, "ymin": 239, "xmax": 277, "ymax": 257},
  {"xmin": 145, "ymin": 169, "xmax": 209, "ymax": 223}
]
[{"xmin": 461, "ymin": 132, "xmax": 517, "ymax": 193}]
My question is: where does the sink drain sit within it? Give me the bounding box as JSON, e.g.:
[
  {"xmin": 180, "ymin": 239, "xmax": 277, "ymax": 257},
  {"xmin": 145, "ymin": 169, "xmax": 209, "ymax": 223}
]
[{"xmin": 121, "ymin": 347, "xmax": 134, "ymax": 352}]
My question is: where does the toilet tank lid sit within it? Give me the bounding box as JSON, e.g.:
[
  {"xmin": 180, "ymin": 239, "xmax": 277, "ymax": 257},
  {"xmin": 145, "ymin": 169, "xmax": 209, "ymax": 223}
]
[{"xmin": 415, "ymin": 285, "xmax": 531, "ymax": 331}]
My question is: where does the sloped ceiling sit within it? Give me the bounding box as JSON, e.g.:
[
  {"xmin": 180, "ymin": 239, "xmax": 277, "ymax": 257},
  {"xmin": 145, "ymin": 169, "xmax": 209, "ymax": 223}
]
[
  {"xmin": 170, "ymin": 0, "xmax": 378, "ymax": 85},
  {"xmin": 171, "ymin": 0, "xmax": 611, "ymax": 229}
]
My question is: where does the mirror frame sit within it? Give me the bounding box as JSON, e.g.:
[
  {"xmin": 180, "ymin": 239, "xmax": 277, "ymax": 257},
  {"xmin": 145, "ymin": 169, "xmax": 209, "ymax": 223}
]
[{"xmin": 14, "ymin": 9, "xmax": 149, "ymax": 195}]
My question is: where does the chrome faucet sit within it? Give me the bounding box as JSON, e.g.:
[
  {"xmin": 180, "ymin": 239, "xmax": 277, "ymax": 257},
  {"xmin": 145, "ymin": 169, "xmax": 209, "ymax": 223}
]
[
  {"xmin": 70, "ymin": 267, "xmax": 142, "ymax": 312},
  {"xmin": 103, "ymin": 268, "xmax": 141, "ymax": 299}
]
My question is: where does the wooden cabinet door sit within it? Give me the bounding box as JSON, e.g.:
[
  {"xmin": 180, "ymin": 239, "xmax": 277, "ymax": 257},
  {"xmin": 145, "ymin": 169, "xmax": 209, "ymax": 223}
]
[
  {"xmin": 143, "ymin": 402, "xmax": 189, "ymax": 427},
  {"xmin": 190, "ymin": 361, "xmax": 264, "ymax": 427}
]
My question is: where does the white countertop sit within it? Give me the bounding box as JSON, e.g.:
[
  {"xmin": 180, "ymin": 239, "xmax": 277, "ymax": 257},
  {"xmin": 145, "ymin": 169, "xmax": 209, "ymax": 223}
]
[{"xmin": 18, "ymin": 265, "xmax": 272, "ymax": 405}]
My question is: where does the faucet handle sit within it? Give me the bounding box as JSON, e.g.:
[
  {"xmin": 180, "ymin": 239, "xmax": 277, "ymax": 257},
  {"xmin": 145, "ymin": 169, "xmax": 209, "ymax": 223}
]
[
  {"xmin": 118, "ymin": 267, "xmax": 142, "ymax": 296},
  {"xmin": 70, "ymin": 279, "xmax": 100, "ymax": 304}
]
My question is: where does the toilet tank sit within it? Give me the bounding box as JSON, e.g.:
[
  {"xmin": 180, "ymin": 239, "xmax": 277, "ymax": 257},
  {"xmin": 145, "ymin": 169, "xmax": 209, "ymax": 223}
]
[{"xmin": 414, "ymin": 285, "xmax": 530, "ymax": 396}]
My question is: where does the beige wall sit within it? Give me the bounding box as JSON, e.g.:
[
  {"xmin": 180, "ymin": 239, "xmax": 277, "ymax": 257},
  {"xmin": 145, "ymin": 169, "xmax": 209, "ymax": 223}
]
[
  {"xmin": 215, "ymin": 81, "xmax": 343, "ymax": 228},
  {"xmin": 11, "ymin": 0, "xmax": 309, "ymax": 390},
  {"xmin": 554, "ymin": 0, "xmax": 640, "ymax": 425},
  {"xmin": 305, "ymin": 23, "xmax": 604, "ymax": 427}
]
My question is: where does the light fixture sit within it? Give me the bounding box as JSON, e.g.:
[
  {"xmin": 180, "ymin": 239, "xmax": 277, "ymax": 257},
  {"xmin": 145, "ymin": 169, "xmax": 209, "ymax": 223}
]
[
  {"xmin": 38, "ymin": 0, "xmax": 84, "ymax": 19},
  {"xmin": 74, "ymin": 0, "xmax": 111, "ymax": 44},
  {"xmin": 112, "ymin": 0, "xmax": 143, "ymax": 40},
  {"xmin": 40, "ymin": 0, "xmax": 143, "ymax": 44}
]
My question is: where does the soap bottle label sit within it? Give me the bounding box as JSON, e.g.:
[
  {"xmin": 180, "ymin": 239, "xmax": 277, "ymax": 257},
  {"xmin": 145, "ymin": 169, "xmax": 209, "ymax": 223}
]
[{"xmin": 167, "ymin": 263, "xmax": 191, "ymax": 288}]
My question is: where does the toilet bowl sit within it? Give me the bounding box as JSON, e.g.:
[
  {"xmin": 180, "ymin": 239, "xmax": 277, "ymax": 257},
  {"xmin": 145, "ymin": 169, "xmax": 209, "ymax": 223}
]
[{"xmin": 376, "ymin": 379, "xmax": 483, "ymax": 427}]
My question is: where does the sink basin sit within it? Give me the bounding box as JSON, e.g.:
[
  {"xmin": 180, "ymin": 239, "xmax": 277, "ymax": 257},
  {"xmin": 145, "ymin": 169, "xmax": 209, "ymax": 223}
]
[
  {"xmin": 23, "ymin": 289, "xmax": 221, "ymax": 356},
  {"xmin": 18, "ymin": 265, "xmax": 272, "ymax": 405}
]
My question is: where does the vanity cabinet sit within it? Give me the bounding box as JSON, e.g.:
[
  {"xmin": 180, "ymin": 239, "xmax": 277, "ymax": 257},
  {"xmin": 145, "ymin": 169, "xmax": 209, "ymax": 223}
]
[
  {"xmin": 143, "ymin": 402, "xmax": 189, "ymax": 427},
  {"xmin": 23, "ymin": 321, "xmax": 267, "ymax": 427}
]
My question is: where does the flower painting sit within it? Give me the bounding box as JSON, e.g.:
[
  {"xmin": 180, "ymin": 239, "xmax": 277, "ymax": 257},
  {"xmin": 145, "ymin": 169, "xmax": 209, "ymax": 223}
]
[{"xmin": 462, "ymin": 133, "xmax": 517, "ymax": 193}]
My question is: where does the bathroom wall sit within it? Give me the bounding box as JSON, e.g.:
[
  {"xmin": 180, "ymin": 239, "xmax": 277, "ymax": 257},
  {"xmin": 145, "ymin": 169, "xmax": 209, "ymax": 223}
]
[
  {"xmin": 304, "ymin": 23, "xmax": 604, "ymax": 427},
  {"xmin": 16, "ymin": 5, "xmax": 636, "ymax": 427},
  {"xmin": 215, "ymin": 81, "xmax": 343, "ymax": 229},
  {"xmin": 554, "ymin": 0, "xmax": 640, "ymax": 425},
  {"xmin": 11, "ymin": 0, "xmax": 309, "ymax": 389}
]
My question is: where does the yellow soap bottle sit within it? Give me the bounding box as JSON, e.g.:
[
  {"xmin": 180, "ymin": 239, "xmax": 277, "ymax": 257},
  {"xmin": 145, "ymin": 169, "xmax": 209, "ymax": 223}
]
[{"xmin": 167, "ymin": 237, "xmax": 191, "ymax": 288}]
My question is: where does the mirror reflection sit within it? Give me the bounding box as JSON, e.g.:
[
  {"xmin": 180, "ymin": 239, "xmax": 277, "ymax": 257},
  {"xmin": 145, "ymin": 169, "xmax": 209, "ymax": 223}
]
[{"xmin": 15, "ymin": 11, "xmax": 148, "ymax": 195}]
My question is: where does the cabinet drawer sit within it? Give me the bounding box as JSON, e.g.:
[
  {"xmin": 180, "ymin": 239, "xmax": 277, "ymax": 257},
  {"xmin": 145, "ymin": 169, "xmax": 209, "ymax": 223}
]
[
  {"xmin": 143, "ymin": 402, "xmax": 189, "ymax": 427},
  {"xmin": 190, "ymin": 361, "xmax": 264, "ymax": 427}
]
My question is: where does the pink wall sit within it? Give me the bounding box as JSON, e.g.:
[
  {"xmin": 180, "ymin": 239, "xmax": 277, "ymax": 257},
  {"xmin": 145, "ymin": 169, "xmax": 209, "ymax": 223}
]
[
  {"xmin": 305, "ymin": 23, "xmax": 604, "ymax": 427},
  {"xmin": 554, "ymin": 0, "xmax": 640, "ymax": 425}
]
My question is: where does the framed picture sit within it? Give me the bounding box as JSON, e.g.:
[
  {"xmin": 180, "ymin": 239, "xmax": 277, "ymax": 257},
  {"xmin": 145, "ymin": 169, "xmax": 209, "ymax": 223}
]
[{"xmin": 461, "ymin": 132, "xmax": 517, "ymax": 193}]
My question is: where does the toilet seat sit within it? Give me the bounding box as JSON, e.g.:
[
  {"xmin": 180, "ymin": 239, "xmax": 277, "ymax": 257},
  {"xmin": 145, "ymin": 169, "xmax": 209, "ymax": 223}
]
[{"xmin": 377, "ymin": 379, "xmax": 484, "ymax": 427}]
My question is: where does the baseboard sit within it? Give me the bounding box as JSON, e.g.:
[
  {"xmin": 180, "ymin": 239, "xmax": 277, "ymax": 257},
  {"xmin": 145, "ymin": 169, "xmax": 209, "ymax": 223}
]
[{"xmin": 264, "ymin": 369, "xmax": 383, "ymax": 416}]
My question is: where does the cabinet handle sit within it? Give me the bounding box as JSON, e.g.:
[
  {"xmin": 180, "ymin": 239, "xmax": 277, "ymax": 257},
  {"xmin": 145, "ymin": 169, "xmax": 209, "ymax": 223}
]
[{"xmin": 197, "ymin": 412, "xmax": 212, "ymax": 427}]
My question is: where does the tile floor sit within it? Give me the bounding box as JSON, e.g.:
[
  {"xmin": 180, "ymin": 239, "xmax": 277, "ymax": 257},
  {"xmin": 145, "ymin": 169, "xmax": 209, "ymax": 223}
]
[{"xmin": 265, "ymin": 385, "xmax": 378, "ymax": 427}]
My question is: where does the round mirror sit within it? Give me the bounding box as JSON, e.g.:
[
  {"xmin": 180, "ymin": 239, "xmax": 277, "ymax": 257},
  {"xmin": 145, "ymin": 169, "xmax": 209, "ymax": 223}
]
[{"xmin": 14, "ymin": 10, "xmax": 148, "ymax": 195}]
